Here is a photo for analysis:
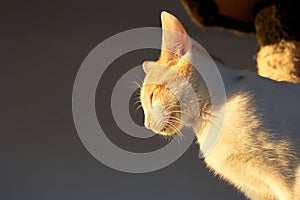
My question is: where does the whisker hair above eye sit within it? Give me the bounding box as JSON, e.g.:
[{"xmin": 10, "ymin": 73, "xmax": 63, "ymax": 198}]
[
  {"xmin": 133, "ymin": 90, "xmax": 141, "ymax": 95},
  {"xmin": 135, "ymin": 104, "xmax": 143, "ymax": 111},
  {"xmin": 131, "ymin": 81, "xmax": 142, "ymax": 90},
  {"xmin": 131, "ymin": 73, "xmax": 144, "ymax": 87},
  {"xmin": 133, "ymin": 100, "xmax": 141, "ymax": 105},
  {"xmin": 134, "ymin": 74, "xmax": 143, "ymax": 82}
]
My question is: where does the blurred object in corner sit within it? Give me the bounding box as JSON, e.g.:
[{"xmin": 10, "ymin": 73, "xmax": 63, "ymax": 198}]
[{"xmin": 182, "ymin": 0, "xmax": 300, "ymax": 83}]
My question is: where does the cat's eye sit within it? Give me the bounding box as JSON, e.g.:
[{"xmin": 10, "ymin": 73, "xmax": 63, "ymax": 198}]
[{"xmin": 149, "ymin": 92, "xmax": 154, "ymax": 107}]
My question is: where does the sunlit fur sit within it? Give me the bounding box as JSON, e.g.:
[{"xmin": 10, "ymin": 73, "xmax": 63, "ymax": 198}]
[
  {"xmin": 140, "ymin": 11, "xmax": 300, "ymax": 199},
  {"xmin": 200, "ymin": 93, "xmax": 299, "ymax": 200}
]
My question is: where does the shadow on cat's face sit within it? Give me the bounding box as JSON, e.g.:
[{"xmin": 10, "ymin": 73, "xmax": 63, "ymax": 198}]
[{"xmin": 140, "ymin": 81, "xmax": 182, "ymax": 136}]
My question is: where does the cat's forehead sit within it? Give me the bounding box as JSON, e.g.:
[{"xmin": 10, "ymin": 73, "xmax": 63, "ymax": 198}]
[
  {"xmin": 141, "ymin": 83, "xmax": 161, "ymax": 98},
  {"xmin": 144, "ymin": 65, "xmax": 168, "ymax": 82}
]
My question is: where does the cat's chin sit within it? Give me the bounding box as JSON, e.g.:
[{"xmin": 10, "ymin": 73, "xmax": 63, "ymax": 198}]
[
  {"xmin": 152, "ymin": 126, "xmax": 179, "ymax": 136},
  {"xmin": 157, "ymin": 131, "xmax": 176, "ymax": 136}
]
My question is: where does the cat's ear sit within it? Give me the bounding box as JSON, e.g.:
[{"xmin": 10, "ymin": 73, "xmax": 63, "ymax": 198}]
[
  {"xmin": 160, "ymin": 11, "xmax": 191, "ymax": 57},
  {"xmin": 142, "ymin": 61, "xmax": 156, "ymax": 73}
]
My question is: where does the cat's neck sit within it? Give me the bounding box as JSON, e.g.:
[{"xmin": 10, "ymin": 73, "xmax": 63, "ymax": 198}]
[
  {"xmin": 186, "ymin": 66, "xmax": 212, "ymax": 134},
  {"xmin": 187, "ymin": 45, "xmax": 227, "ymax": 141}
]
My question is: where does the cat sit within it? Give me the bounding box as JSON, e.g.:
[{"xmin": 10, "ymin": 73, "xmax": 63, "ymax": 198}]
[{"xmin": 140, "ymin": 11, "xmax": 300, "ymax": 200}]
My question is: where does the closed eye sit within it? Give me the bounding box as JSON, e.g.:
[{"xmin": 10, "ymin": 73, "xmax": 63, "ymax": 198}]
[{"xmin": 149, "ymin": 92, "xmax": 154, "ymax": 107}]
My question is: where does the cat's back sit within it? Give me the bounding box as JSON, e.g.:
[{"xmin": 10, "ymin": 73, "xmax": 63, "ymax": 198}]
[{"xmin": 217, "ymin": 62, "xmax": 300, "ymax": 141}]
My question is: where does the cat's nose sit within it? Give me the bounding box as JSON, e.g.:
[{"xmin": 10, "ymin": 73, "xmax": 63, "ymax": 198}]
[{"xmin": 145, "ymin": 121, "xmax": 151, "ymax": 129}]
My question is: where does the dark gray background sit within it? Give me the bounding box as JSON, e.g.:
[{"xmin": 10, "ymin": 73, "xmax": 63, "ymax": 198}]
[{"xmin": 1, "ymin": 0, "xmax": 257, "ymax": 199}]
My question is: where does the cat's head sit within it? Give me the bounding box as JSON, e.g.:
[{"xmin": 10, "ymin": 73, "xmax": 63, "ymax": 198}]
[{"xmin": 140, "ymin": 11, "xmax": 198, "ymax": 136}]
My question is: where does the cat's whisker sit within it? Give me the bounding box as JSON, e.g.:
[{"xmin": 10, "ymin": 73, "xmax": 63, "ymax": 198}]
[
  {"xmin": 134, "ymin": 92, "xmax": 142, "ymax": 101},
  {"xmin": 133, "ymin": 99, "xmax": 142, "ymax": 105},
  {"xmin": 133, "ymin": 99, "xmax": 141, "ymax": 104},
  {"xmin": 168, "ymin": 118, "xmax": 182, "ymax": 125},
  {"xmin": 132, "ymin": 73, "xmax": 144, "ymax": 84},
  {"xmin": 131, "ymin": 81, "xmax": 142, "ymax": 90},
  {"xmin": 165, "ymin": 128, "xmax": 180, "ymax": 144},
  {"xmin": 133, "ymin": 98, "xmax": 143, "ymax": 111},
  {"xmin": 168, "ymin": 123, "xmax": 184, "ymax": 141},
  {"xmin": 159, "ymin": 118, "xmax": 170, "ymax": 131},
  {"xmin": 168, "ymin": 119, "xmax": 183, "ymax": 127},
  {"xmin": 163, "ymin": 104, "xmax": 196, "ymax": 119},
  {"xmin": 166, "ymin": 110, "xmax": 194, "ymax": 119},
  {"xmin": 134, "ymin": 102, "xmax": 141, "ymax": 107},
  {"xmin": 165, "ymin": 122, "xmax": 184, "ymax": 142},
  {"xmin": 135, "ymin": 104, "xmax": 143, "ymax": 111},
  {"xmin": 162, "ymin": 134, "xmax": 173, "ymax": 142},
  {"xmin": 132, "ymin": 87, "xmax": 142, "ymax": 105},
  {"xmin": 154, "ymin": 116, "xmax": 165, "ymax": 131},
  {"xmin": 164, "ymin": 105, "xmax": 180, "ymax": 112},
  {"xmin": 168, "ymin": 115, "xmax": 183, "ymax": 123},
  {"xmin": 133, "ymin": 91, "xmax": 141, "ymax": 98},
  {"xmin": 164, "ymin": 117, "xmax": 182, "ymax": 132},
  {"xmin": 131, "ymin": 73, "xmax": 144, "ymax": 88}
]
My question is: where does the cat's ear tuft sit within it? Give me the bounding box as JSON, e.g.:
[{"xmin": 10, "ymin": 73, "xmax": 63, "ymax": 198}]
[
  {"xmin": 142, "ymin": 61, "xmax": 156, "ymax": 73},
  {"xmin": 160, "ymin": 11, "xmax": 191, "ymax": 56}
]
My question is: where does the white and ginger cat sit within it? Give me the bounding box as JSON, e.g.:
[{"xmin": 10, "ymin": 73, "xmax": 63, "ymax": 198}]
[{"xmin": 140, "ymin": 11, "xmax": 300, "ymax": 200}]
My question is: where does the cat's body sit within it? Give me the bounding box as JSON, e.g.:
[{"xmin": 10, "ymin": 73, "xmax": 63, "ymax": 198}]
[
  {"xmin": 140, "ymin": 12, "xmax": 300, "ymax": 199},
  {"xmin": 200, "ymin": 60, "xmax": 300, "ymax": 199}
]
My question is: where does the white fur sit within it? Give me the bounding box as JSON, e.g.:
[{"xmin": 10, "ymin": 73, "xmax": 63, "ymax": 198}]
[{"xmin": 192, "ymin": 44, "xmax": 300, "ymax": 199}]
